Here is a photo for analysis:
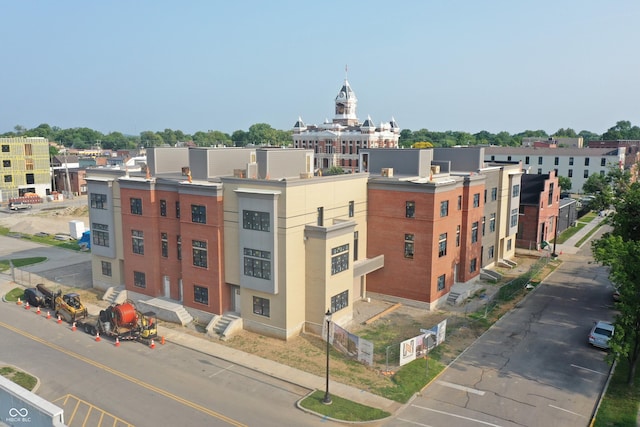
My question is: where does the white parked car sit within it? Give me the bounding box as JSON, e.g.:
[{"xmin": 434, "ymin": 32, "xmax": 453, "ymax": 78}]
[{"xmin": 588, "ymin": 321, "xmax": 614, "ymax": 349}]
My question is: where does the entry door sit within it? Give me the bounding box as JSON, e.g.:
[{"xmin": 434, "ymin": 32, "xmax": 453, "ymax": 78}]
[
  {"xmin": 163, "ymin": 276, "xmax": 170, "ymax": 298},
  {"xmin": 233, "ymin": 287, "xmax": 241, "ymax": 313}
]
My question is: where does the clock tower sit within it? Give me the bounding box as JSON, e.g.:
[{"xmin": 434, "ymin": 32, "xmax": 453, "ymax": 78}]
[{"xmin": 334, "ymin": 79, "xmax": 358, "ymax": 126}]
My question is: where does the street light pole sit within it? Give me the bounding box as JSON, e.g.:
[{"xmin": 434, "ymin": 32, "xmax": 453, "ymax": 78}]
[
  {"xmin": 551, "ymin": 215, "xmax": 559, "ymax": 258},
  {"xmin": 323, "ymin": 309, "xmax": 333, "ymax": 405}
]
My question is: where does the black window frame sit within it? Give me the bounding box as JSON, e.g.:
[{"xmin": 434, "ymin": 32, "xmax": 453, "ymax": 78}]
[
  {"xmin": 92, "ymin": 223, "xmax": 109, "ymax": 247},
  {"xmin": 331, "ymin": 290, "xmax": 349, "ymax": 313},
  {"xmin": 404, "ymin": 233, "xmax": 414, "ymax": 259},
  {"xmin": 406, "ymin": 201, "xmax": 415, "ymax": 218},
  {"xmin": 90, "ymin": 193, "xmax": 107, "ymax": 209},
  {"xmin": 243, "ymin": 210, "xmax": 271, "ymax": 232},
  {"xmin": 191, "ymin": 204, "xmax": 207, "ymax": 224},
  {"xmin": 253, "ymin": 296, "xmax": 270, "ymax": 317},
  {"xmin": 160, "ymin": 199, "xmax": 167, "ymax": 217},
  {"xmin": 437, "ymin": 274, "xmax": 446, "ymax": 291},
  {"xmin": 192, "ymin": 240, "xmax": 208, "ymax": 268},
  {"xmin": 194, "ymin": 285, "xmax": 209, "ymax": 305},
  {"xmin": 133, "ymin": 271, "xmax": 146, "ymax": 288},
  {"xmin": 132, "ymin": 230, "xmax": 144, "ymax": 254},
  {"xmin": 130, "ymin": 198, "xmax": 143, "ymax": 215},
  {"xmin": 440, "ymin": 200, "xmax": 449, "ymax": 217},
  {"xmin": 438, "ymin": 233, "xmax": 447, "ymax": 257},
  {"xmin": 161, "ymin": 232, "xmax": 168, "ymax": 258},
  {"xmin": 101, "ymin": 261, "xmax": 112, "ymax": 277}
]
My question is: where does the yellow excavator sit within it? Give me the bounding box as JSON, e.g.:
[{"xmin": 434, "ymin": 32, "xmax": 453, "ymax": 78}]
[{"xmin": 36, "ymin": 283, "xmax": 88, "ymax": 322}]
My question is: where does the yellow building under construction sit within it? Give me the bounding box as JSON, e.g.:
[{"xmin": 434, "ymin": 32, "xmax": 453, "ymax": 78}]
[{"xmin": 0, "ymin": 137, "xmax": 52, "ymax": 202}]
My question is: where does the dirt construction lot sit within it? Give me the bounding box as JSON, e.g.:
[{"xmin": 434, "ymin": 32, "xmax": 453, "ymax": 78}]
[{"xmin": 1, "ymin": 203, "xmax": 549, "ymax": 396}]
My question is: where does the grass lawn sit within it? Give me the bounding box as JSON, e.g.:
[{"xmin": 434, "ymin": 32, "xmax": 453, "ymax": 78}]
[
  {"xmin": 595, "ymin": 360, "xmax": 640, "ymax": 426},
  {"xmin": 0, "ymin": 226, "xmax": 82, "ymax": 251},
  {"xmin": 0, "ymin": 257, "xmax": 47, "ymax": 272},
  {"xmin": 0, "ymin": 366, "xmax": 37, "ymax": 391},
  {"xmin": 299, "ymin": 390, "xmax": 390, "ymax": 422},
  {"xmin": 554, "ymin": 211, "xmax": 597, "ymax": 244}
]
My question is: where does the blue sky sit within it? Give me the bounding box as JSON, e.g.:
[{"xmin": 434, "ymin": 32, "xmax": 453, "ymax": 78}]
[{"xmin": 2, "ymin": 1, "xmax": 639, "ymax": 137}]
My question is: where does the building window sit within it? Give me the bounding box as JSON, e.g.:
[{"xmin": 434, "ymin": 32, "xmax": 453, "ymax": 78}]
[
  {"xmin": 176, "ymin": 201, "xmax": 180, "ymax": 218},
  {"xmin": 92, "ymin": 223, "xmax": 109, "ymax": 247},
  {"xmin": 437, "ymin": 274, "xmax": 446, "ymax": 291},
  {"xmin": 404, "ymin": 234, "xmax": 414, "ymax": 259},
  {"xmin": 584, "ymin": 170, "xmax": 589, "ymax": 178},
  {"xmin": 244, "ymin": 248, "xmax": 272, "ymax": 279},
  {"xmin": 177, "ymin": 235, "xmax": 182, "ymax": 260},
  {"xmin": 470, "ymin": 258, "xmax": 477, "ymax": 273},
  {"xmin": 538, "ymin": 157, "xmax": 543, "ymax": 165},
  {"xmin": 4, "ymin": 175, "xmax": 12, "ymax": 183},
  {"xmin": 456, "ymin": 225, "xmax": 461, "ymax": 247},
  {"xmin": 194, "ymin": 285, "xmax": 209, "ymax": 305},
  {"xmin": 90, "ymin": 193, "xmax": 107, "ymax": 209},
  {"xmin": 132, "ymin": 230, "xmax": 144, "ymax": 254},
  {"xmin": 473, "ymin": 193, "xmax": 480, "ymax": 208},
  {"xmin": 317, "ymin": 207, "xmax": 324, "ymax": 226},
  {"xmin": 191, "ymin": 204, "xmax": 206, "ymax": 224},
  {"xmin": 525, "ymin": 156, "xmax": 530, "ymax": 165},
  {"xmin": 457, "ymin": 195, "xmax": 462, "ymax": 210},
  {"xmin": 353, "ymin": 231, "xmax": 359, "ymax": 261},
  {"xmin": 193, "ymin": 240, "xmax": 208, "ymax": 268},
  {"xmin": 1, "ymin": 145, "xmax": 8, "ymax": 152},
  {"xmin": 548, "ymin": 183, "xmax": 554, "ymax": 206},
  {"xmin": 484, "ymin": 189, "xmax": 487, "ymax": 204},
  {"xmin": 489, "ymin": 213, "xmax": 496, "ymax": 232},
  {"xmin": 243, "ymin": 210, "xmax": 270, "ymax": 232},
  {"xmin": 569, "ymin": 157, "xmax": 574, "ymax": 166},
  {"xmin": 101, "ymin": 261, "xmax": 112, "ymax": 277},
  {"xmin": 601, "ymin": 158, "xmax": 606, "ymax": 167},
  {"xmin": 406, "ymin": 201, "xmax": 415, "ymax": 218},
  {"xmin": 471, "ymin": 222, "xmax": 478, "ymax": 243},
  {"xmin": 512, "ymin": 184, "xmax": 520, "ymax": 198},
  {"xmin": 440, "ymin": 200, "xmax": 449, "ymax": 217},
  {"xmin": 160, "ymin": 200, "xmax": 167, "ymax": 217},
  {"xmin": 507, "ymin": 156, "xmax": 512, "ymax": 161},
  {"xmin": 554, "ymin": 157, "xmax": 559, "ymax": 166},
  {"xmin": 331, "ymin": 244, "xmax": 349, "ymax": 275},
  {"xmin": 488, "ymin": 245, "xmax": 495, "ymax": 260},
  {"xmin": 438, "ymin": 233, "xmax": 447, "ymax": 257},
  {"xmin": 491, "ymin": 187, "xmax": 497, "ymax": 201},
  {"xmin": 348, "ymin": 201, "xmax": 354, "ymax": 218},
  {"xmin": 130, "ymin": 198, "xmax": 142, "ymax": 215},
  {"xmin": 568, "ymin": 169, "xmax": 573, "ymax": 177},
  {"xmin": 161, "ymin": 232, "xmax": 168, "ymax": 258},
  {"xmin": 253, "ymin": 296, "xmax": 270, "ymax": 317},
  {"xmin": 2, "ymin": 160, "xmax": 10, "ymax": 167},
  {"xmin": 585, "ymin": 157, "xmax": 590, "ymax": 166},
  {"xmin": 507, "ymin": 238, "xmax": 512, "ymax": 251},
  {"xmin": 133, "ymin": 271, "xmax": 146, "ymax": 288},
  {"xmin": 331, "ymin": 290, "xmax": 349, "ymax": 313},
  {"xmin": 482, "ymin": 216, "xmax": 486, "ymax": 236},
  {"xmin": 537, "ymin": 168, "xmax": 542, "ymax": 174},
  {"xmin": 24, "ymin": 144, "xmax": 32, "ymax": 156},
  {"xmin": 510, "ymin": 208, "xmax": 518, "ymax": 227}
]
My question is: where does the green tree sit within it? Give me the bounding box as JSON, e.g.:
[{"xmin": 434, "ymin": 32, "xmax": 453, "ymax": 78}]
[
  {"xmin": 582, "ymin": 173, "xmax": 608, "ymax": 194},
  {"xmin": 553, "ymin": 128, "xmax": 577, "ymax": 138},
  {"xmin": 248, "ymin": 123, "xmax": 279, "ymax": 145},
  {"xmin": 325, "ymin": 166, "xmax": 345, "ymax": 176},
  {"xmin": 140, "ymin": 131, "xmax": 164, "ymax": 147},
  {"xmin": 592, "ymin": 183, "xmax": 640, "ymax": 385},
  {"xmin": 399, "ymin": 129, "xmax": 413, "ymax": 148},
  {"xmin": 557, "ymin": 176, "xmax": 572, "ymax": 192},
  {"xmin": 231, "ymin": 130, "xmax": 248, "ymax": 147}
]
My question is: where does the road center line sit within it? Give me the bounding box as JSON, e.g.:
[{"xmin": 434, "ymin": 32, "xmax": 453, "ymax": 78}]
[
  {"xmin": 397, "ymin": 418, "xmax": 434, "ymax": 426},
  {"xmin": 571, "ymin": 364, "xmax": 606, "ymax": 375},
  {"xmin": 413, "ymin": 405, "xmax": 502, "ymax": 426},
  {"xmin": 549, "ymin": 404, "xmax": 587, "ymax": 418},
  {"xmin": 436, "ymin": 380, "xmax": 486, "ymax": 395}
]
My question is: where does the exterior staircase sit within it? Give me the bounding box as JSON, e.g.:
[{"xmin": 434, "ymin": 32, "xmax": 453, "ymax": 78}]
[
  {"xmin": 102, "ymin": 286, "xmax": 126, "ymax": 305},
  {"xmin": 208, "ymin": 313, "xmax": 242, "ymax": 340},
  {"xmin": 447, "ymin": 291, "xmax": 462, "ymax": 305},
  {"xmin": 174, "ymin": 306, "xmax": 193, "ymax": 326}
]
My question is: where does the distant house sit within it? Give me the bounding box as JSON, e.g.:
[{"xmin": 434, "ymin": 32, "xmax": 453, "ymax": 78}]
[{"xmin": 516, "ymin": 171, "xmax": 560, "ymax": 251}]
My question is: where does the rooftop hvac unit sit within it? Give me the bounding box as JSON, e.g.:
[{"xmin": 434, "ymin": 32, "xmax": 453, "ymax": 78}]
[
  {"xmin": 431, "ymin": 165, "xmax": 440, "ymax": 174},
  {"xmin": 381, "ymin": 168, "xmax": 394, "ymax": 177}
]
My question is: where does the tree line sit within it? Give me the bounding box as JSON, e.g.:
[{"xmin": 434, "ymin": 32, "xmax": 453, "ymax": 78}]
[{"xmin": 3, "ymin": 120, "xmax": 639, "ymax": 152}]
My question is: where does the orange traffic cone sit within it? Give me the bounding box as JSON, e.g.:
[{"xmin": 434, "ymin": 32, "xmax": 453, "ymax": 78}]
[
  {"xmin": 57, "ymin": 315, "xmax": 62, "ymax": 324},
  {"xmin": 46, "ymin": 311, "xmax": 51, "ymax": 319},
  {"xmin": 161, "ymin": 336, "xmax": 165, "ymax": 345},
  {"xmin": 149, "ymin": 339, "xmax": 155, "ymax": 349},
  {"xmin": 95, "ymin": 332, "xmax": 101, "ymax": 342},
  {"xmin": 16, "ymin": 297, "xmax": 22, "ymax": 306},
  {"xmin": 114, "ymin": 338, "xmax": 120, "ymax": 347},
  {"xmin": 71, "ymin": 322, "xmax": 77, "ymax": 331},
  {"xmin": 24, "ymin": 301, "xmax": 30, "ymax": 310},
  {"xmin": 36, "ymin": 306, "xmax": 41, "ymax": 315}
]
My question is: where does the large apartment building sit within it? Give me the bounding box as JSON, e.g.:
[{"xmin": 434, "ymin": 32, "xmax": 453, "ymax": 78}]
[
  {"xmin": 484, "ymin": 146, "xmax": 624, "ymax": 193},
  {"xmin": 0, "ymin": 137, "xmax": 52, "ymax": 202},
  {"xmin": 87, "ymin": 145, "xmax": 525, "ymax": 338}
]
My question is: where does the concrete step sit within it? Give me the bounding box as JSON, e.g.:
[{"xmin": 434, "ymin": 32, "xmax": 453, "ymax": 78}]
[{"xmin": 447, "ymin": 292, "xmax": 461, "ymax": 305}]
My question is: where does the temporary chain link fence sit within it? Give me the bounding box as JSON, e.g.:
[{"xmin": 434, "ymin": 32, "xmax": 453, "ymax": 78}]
[{"xmin": 382, "ymin": 254, "xmax": 551, "ymax": 373}]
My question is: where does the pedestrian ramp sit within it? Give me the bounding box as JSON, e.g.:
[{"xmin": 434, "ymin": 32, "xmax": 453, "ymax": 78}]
[{"xmin": 52, "ymin": 394, "xmax": 133, "ymax": 427}]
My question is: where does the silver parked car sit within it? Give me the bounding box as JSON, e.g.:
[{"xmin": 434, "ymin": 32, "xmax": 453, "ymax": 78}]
[{"xmin": 588, "ymin": 321, "xmax": 614, "ymax": 349}]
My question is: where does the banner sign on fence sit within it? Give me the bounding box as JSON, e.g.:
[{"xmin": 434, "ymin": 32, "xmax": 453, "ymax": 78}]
[
  {"xmin": 332, "ymin": 323, "xmax": 374, "ymax": 366},
  {"xmin": 399, "ymin": 319, "xmax": 447, "ymax": 366}
]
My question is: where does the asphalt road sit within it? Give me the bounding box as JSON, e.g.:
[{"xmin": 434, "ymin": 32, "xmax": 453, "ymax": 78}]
[
  {"xmin": 385, "ymin": 227, "xmax": 616, "ymax": 427},
  {"xmin": 0, "ymin": 301, "xmax": 332, "ymax": 427}
]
